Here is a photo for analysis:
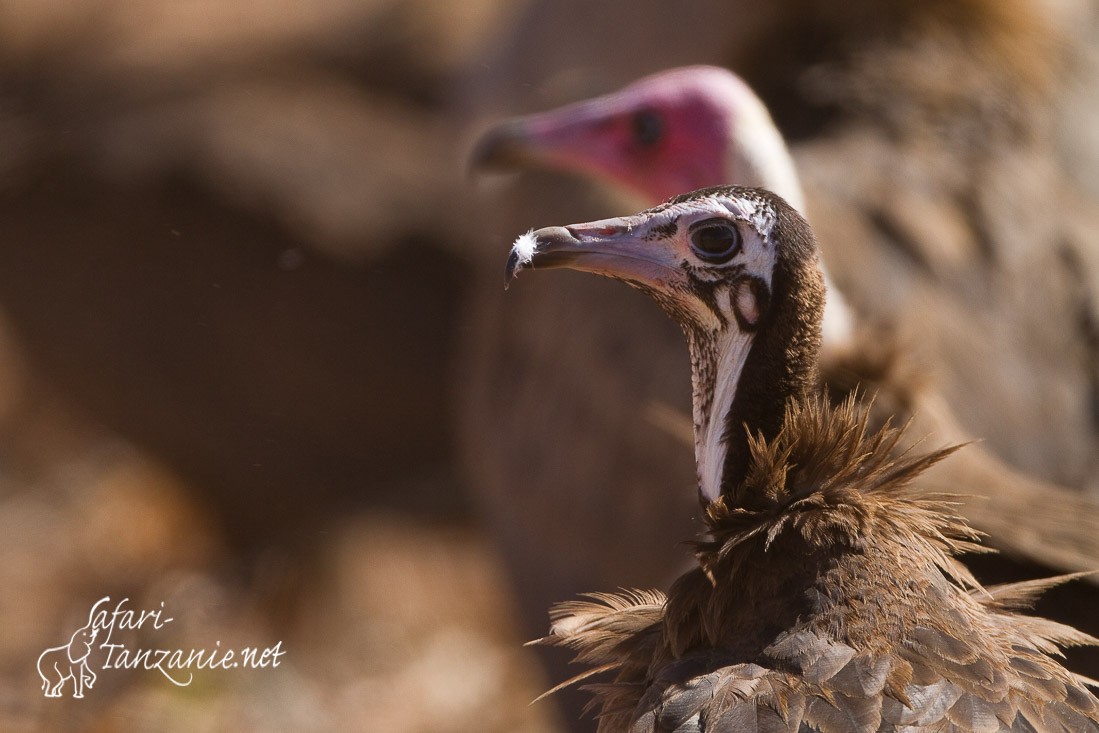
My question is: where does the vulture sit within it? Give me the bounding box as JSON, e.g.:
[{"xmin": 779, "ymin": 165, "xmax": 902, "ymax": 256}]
[
  {"xmin": 506, "ymin": 185, "xmax": 1099, "ymax": 733},
  {"xmin": 472, "ymin": 64, "xmax": 1099, "ymax": 578},
  {"xmin": 461, "ymin": 4, "xmax": 1099, "ymax": 725}
]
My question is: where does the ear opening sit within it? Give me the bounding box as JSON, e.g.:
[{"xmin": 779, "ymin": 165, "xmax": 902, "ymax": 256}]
[{"xmin": 732, "ymin": 276, "xmax": 770, "ymax": 330}]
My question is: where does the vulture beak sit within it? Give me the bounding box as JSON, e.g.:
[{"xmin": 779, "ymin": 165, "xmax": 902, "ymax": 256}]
[
  {"xmin": 472, "ymin": 103, "xmax": 613, "ymax": 177},
  {"xmin": 505, "ymin": 215, "xmax": 683, "ymax": 291},
  {"xmin": 471, "ymin": 118, "xmax": 543, "ymax": 172}
]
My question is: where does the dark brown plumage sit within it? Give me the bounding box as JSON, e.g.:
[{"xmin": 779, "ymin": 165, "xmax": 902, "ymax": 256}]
[
  {"xmin": 541, "ymin": 401, "xmax": 1099, "ymax": 732},
  {"xmin": 509, "ymin": 186, "xmax": 1099, "ymax": 732}
]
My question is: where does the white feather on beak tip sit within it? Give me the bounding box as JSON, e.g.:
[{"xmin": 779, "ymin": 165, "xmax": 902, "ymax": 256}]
[{"xmin": 512, "ymin": 229, "xmax": 538, "ymax": 267}]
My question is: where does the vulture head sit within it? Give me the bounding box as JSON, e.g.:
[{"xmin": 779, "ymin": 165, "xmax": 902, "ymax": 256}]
[
  {"xmin": 508, "ymin": 185, "xmax": 823, "ymax": 503},
  {"xmin": 475, "ymin": 66, "xmax": 803, "ymax": 211}
]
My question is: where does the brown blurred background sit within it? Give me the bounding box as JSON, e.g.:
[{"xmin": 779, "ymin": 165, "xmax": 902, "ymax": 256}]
[{"xmin": 1, "ymin": 1, "xmax": 1098, "ymax": 731}]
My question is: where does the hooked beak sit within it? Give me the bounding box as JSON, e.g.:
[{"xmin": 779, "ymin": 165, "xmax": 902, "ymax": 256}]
[
  {"xmin": 471, "ymin": 118, "xmax": 543, "ymax": 173},
  {"xmin": 505, "ymin": 215, "xmax": 683, "ymax": 291}
]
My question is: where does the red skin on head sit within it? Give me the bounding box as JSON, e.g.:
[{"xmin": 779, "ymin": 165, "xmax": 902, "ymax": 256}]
[{"xmin": 512, "ymin": 67, "xmax": 740, "ymax": 203}]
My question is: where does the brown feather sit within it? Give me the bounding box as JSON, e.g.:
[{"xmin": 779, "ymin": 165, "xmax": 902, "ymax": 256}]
[{"xmin": 536, "ymin": 398, "xmax": 1099, "ymax": 732}]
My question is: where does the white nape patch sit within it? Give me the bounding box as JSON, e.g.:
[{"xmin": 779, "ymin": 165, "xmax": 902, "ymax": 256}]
[
  {"xmin": 696, "ymin": 329, "xmax": 755, "ymax": 503},
  {"xmin": 723, "ymin": 82, "xmax": 807, "ymax": 215},
  {"xmin": 511, "ymin": 229, "xmax": 538, "ymax": 266}
]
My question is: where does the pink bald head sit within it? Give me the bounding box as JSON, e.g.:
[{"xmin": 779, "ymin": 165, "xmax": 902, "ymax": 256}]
[{"xmin": 473, "ymin": 66, "xmax": 799, "ymax": 207}]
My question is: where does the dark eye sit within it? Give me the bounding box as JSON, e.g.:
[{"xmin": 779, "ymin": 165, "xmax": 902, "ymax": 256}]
[
  {"xmin": 631, "ymin": 109, "xmax": 663, "ymax": 147},
  {"xmin": 689, "ymin": 220, "xmax": 742, "ymax": 262}
]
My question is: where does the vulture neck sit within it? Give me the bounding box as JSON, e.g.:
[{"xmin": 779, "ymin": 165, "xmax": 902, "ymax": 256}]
[
  {"xmin": 688, "ymin": 237, "xmax": 824, "ymax": 506},
  {"xmin": 727, "ymin": 114, "xmax": 806, "ymax": 215},
  {"xmin": 726, "ymin": 126, "xmax": 854, "ymax": 353},
  {"xmin": 688, "ymin": 329, "xmax": 756, "ymax": 504}
]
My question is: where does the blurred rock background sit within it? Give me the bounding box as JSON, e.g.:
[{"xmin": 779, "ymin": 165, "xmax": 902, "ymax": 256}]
[
  {"xmin": 0, "ymin": 1, "xmax": 1097, "ymax": 731},
  {"xmin": 0, "ymin": 1, "xmax": 554, "ymax": 730}
]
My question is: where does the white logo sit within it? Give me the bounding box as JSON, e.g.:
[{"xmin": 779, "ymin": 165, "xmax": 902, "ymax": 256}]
[
  {"xmin": 37, "ymin": 620, "xmax": 98, "ymax": 698},
  {"xmin": 38, "ymin": 596, "xmax": 285, "ymax": 698}
]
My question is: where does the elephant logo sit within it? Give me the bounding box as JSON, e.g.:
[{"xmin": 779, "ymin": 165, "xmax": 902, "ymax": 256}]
[{"xmin": 37, "ymin": 618, "xmax": 99, "ymax": 698}]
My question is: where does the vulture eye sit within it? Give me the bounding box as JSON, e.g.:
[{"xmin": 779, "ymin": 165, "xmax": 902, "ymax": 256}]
[
  {"xmin": 689, "ymin": 220, "xmax": 742, "ymax": 262},
  {"xmin": 631, "ymin": 109, "xmax": 663, "ymax": 147}
]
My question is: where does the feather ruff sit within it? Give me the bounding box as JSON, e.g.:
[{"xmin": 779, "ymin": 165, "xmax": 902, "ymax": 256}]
[{"xmin": 536, "ymin": 396, "xmax": 1099, "ymax": 732}]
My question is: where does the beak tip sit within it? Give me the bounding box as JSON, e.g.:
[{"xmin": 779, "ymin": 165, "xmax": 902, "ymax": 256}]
[
  {"xmin": 469, "ymin": 120, "xmax": 531, "ymax": 175},
  {"xmin": 504, "ymin": 248, "xmax": 523, "ymax": 288},
  {"xmin": 504, "ymin": 228, "xmax": 543, "ymax": 288},
  {"xmin": 468, "ymin": 137, "xmax": 495, "ymax": 178}
]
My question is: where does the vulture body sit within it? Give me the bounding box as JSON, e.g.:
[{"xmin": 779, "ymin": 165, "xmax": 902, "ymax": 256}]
[{"xmin": 508, "ymin": 186, "xmax": 1099, "ymax": 733}]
